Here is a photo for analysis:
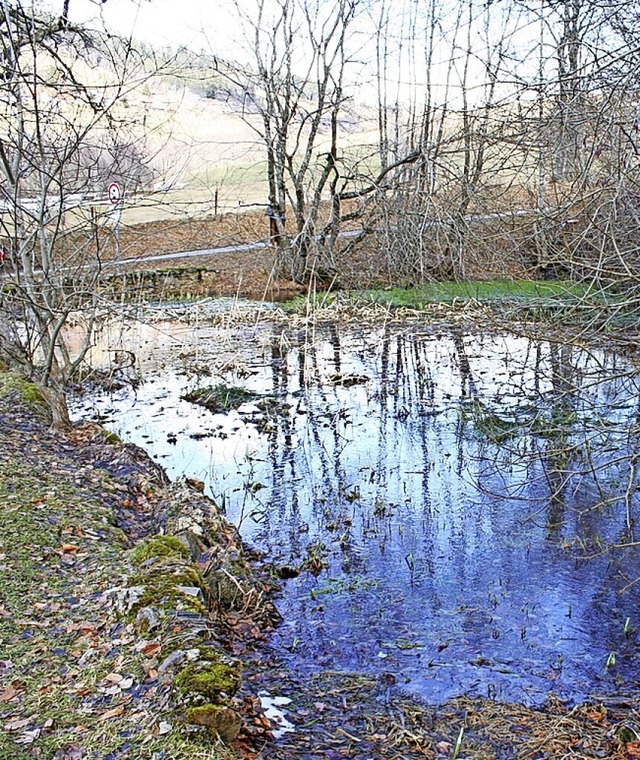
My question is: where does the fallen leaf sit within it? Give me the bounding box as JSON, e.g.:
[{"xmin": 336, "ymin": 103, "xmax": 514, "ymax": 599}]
[
  {"xmin": 142, "ymin": 642, "xmax": 161, "ymax": 658},
  {"xmin": 16, "ymin": 619, "xmax": 47, "ymax": 628},
  {"xmin": 96, "ymin": 705, "xmax": 125, "ymax": 722},
  {"xmin": 4, "ymin": 717, "xmax": 31, "ymax": 731},
  {"xmin": 256, "ymin": 714, "xmax": 272, "ymax": 729},
  {"xmin": 15, "ymin": 728, "xmax": 40, "ymax": 744},
  {"xmin": 127, "ymin": 710, "xmax": 146, "ymax": 722},
  {"xmin": 626, "ymin": 742, "xmax": 640, "ymax": 758},
  {"xmin": 0, "ymin": 685, "xmax": 18, "ymax": 702},
  {"xmin": 53, "ymin": 745, "xmax": 84, "ymax": 759}
]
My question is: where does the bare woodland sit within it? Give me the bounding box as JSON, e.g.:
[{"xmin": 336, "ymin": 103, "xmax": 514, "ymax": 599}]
[
  {"xmin": 230, "ymin": 0, "xmax": 640, "ymax": 293},
  {"xmin": 2, "ymin": 0, "xmax": 640, "ymax": 420},
  {"xmin": 0, "ymin": 1, "xmax": 182, "ymax": 424}
]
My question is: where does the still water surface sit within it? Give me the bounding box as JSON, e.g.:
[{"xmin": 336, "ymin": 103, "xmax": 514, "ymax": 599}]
[{"xmin": 70, "ymin": 312, "xmax": 640, "ymax": 705}]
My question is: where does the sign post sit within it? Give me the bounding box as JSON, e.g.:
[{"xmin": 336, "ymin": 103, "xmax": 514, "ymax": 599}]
[{"xmin": 108, "ymin": 182, "xmax": 122, "ymax": 260}]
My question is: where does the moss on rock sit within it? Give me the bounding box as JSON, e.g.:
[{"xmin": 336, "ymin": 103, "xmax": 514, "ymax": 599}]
[
  {"xmin": 127, "ymin": 562, "xmax": 209, "ymax": 620},
  {"xmin": 102, "ymin": 430, "xmax": 122, "ymax": 445},
  {"xmin": 184, "ymin": 703, "xmax": 242, "ymax": 743},
  {"xmin": 131, "ymin": 535, "xmax": 190, "ymax": 566},
  {"xmin": 135, "ymin": 582, "xmax": 207, "ymax": 618},
  {"xmin": 175, "ymin": 659, "xmax": 241, "ymax": 702}
]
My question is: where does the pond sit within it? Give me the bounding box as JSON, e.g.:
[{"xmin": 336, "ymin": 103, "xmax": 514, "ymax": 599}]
[{"xmin": 70, "ymin": 308, "xmax": 640, "ymax": 707}]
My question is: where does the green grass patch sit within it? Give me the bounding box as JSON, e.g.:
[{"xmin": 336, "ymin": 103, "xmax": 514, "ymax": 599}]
[
  {"xmin": 0, "ymin": 373, "xmax": 50, "ymax": 416},
  {"xmin": 0, "ymin": 376, "xmax": 233, "ymax": 759},
  {"xmin": 282, "ymin": 279, "xmax": 601, "ymax": 313},
  {"xmin": 356, "ymin": 280, "xmax": 590, "ymax": 308}
]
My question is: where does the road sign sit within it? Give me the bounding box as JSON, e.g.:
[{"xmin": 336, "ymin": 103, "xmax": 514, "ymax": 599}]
[{"xmin": 108, "ymin": 182, "xmax": 121, "ymax": 205}]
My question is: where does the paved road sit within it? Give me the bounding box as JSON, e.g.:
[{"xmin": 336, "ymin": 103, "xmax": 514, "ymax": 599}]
[{"xmin": 114, "ymin": 239, "xmax": 271, "ymax": 266}]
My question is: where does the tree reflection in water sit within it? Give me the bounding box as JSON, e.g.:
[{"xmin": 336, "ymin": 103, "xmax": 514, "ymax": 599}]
[{"xmin": 71, "ymin": 321, "xmax": 640, "ymax": 706}]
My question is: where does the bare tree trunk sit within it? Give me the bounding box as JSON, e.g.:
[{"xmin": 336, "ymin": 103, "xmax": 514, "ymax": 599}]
[{"xmin": 39, "ymin": 384, "xmax": 72, "ymax": 432}]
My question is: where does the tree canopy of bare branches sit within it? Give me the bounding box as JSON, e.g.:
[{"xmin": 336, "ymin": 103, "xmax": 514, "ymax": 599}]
[{"xmin": 0, "ymin": 0, "xmax": 157, "ymax": 426}]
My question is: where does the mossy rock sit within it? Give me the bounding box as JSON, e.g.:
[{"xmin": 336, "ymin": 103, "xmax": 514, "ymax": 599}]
[
  {"xmin": 135, "ymin": 605, "xmax": 165, "ymax": 634},
  {"xmin": 173, "ymin": 529, "xmax": 207, "ymax": 560},
  {"xmin": 0, "ymin": 373, "xmax": 49, "ymax": 415},
  {"xmin": 206, "ymin": 556, "xmax": 252, "ymax": 610},
  {"xmin": 127, "ymin": 563, "xmax": 208, "ymax": 619},
  {"xmin": 194, "ymin": 644, "xmax": 224, "ymax": 662},
  {"xmin": 182, "ymin": 383, "xmax": 259, "ymax": 413},
  {"xmin": 131, "ymin": 535, "xmax": 191, "ymax": 566},
  {"xmin": 176, "ymin": 658, "xmax": 241, "ymax": 702},
  {"xmin": 133, "ymin": 558, "xmax": 205, "ymax": 588},
  {"xmin": 184, "ymin": 703, "xmax": 242, "ymax": 743}
]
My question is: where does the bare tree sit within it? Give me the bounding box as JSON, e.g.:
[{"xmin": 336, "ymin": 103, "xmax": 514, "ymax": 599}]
[
  {"xmin": 0, "ymin": 1, "xmax": 155, "ymax": 426},
  {"xmin": 363, "ymin": 0, "xmax": 527, "ymax": 282},
  {"xmin": 357, "ymin": 0, "xmax": 640, "ymax": 290},
  {"xmin": 222, "ymin": 0, "xmax": 364, "ymax": 283}
]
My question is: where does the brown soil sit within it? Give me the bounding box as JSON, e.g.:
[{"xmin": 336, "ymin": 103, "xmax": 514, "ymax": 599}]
[{"xmin": 104, "ymin": 210, "xmax": 305, "ymax": 301}]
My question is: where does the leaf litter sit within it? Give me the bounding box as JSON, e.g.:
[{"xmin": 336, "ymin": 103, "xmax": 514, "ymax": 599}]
[{"xmin": 0, "ymin": 376, "xmax": 238, "ymax": 759}]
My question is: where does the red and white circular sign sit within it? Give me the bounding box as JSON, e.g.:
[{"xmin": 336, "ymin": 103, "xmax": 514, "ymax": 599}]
[{"xmin": 108, "ymin": 182, "xmax": 121, "ymax": 205}]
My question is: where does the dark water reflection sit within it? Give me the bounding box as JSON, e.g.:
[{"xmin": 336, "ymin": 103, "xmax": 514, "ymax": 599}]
[{"xmin": 71, "ymin": 319, "xmax": 640, "ymax": 705}]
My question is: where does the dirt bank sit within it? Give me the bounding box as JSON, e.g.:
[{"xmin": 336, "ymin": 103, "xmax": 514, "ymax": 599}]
[
  {"xmin": 92, "ymin": 206, "xmax": 537, "ymax": 300},
  {"xmin": 95, "ymin": 210, "xmax": 305, "ymax": 301},
  {"xmin": 0, "ymin": 373, "xmax": 282, "ymax": 759}
]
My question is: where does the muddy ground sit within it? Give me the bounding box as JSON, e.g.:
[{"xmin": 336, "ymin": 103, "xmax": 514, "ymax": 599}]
[{"xmin": 109, "ymin": 210, "xmax": 298, "ymax": 299}]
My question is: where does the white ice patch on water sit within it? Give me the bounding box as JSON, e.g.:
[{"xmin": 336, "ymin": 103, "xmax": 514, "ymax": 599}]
[{"xmin": 258, "ymin": 692, "xmax": 295, "ymax": 738}]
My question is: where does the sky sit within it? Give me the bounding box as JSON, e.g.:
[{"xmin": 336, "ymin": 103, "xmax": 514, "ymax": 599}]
[
  {"xmin": 46, "ymin": 0, "xmax": 245, "ymax": 59},
  {"xmin": 36, "ymin": 0, "xmax": 554, "ymax": 109}
]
